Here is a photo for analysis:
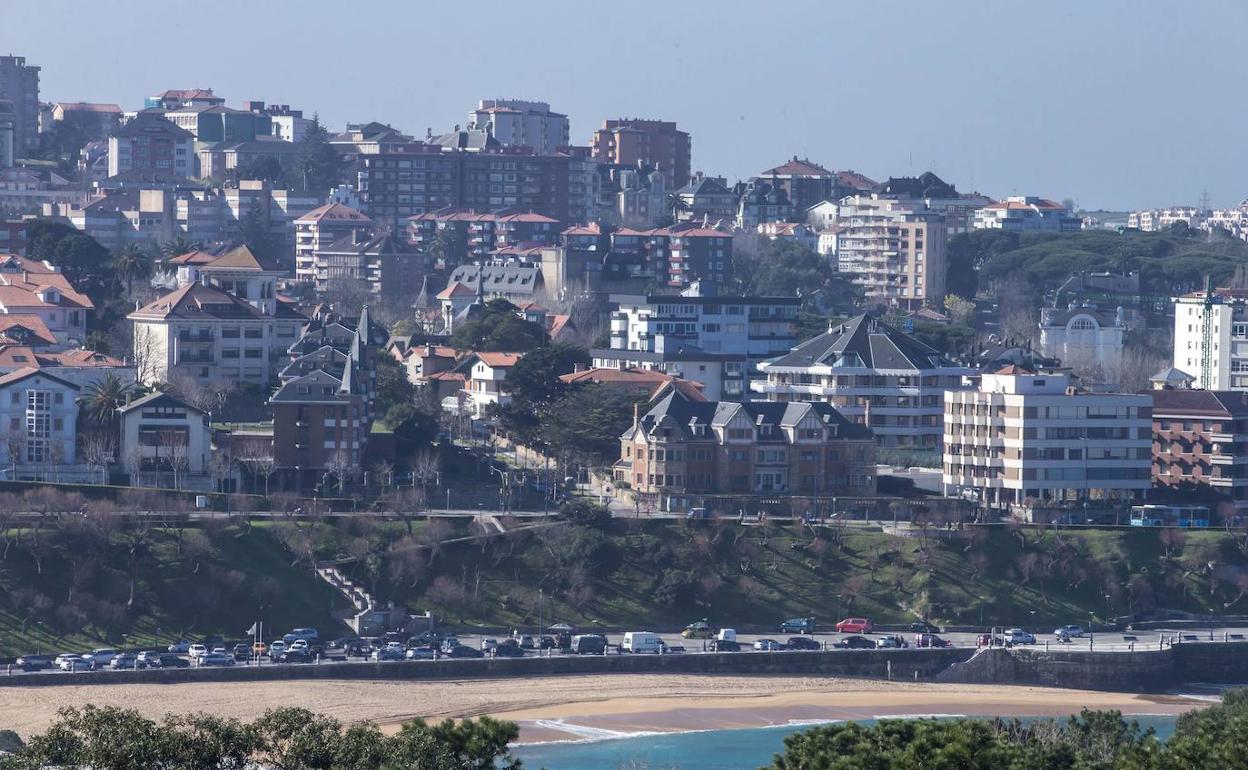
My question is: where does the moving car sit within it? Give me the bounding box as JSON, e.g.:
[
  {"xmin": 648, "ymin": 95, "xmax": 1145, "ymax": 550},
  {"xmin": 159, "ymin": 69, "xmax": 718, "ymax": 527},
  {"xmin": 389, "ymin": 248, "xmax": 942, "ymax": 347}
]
[
  {"xmin": 781, "ymin": 617, "xmax": 816, "ymax": 634},
  {"xmin": 146, "ymin": 654, "xmax": 189, "ymax": 669},
  {"xmin": 405, "ymin": 646, "xmax": 436, "ymax": 660},
  {"xmin": 709, "ymin": 638, "xmax": 741, "ymax": 652},
  {"xmin": 83, "ymin": 648, "xmax": 120, "ymax": 667},
  {"xmin": 835, "ymin": 636, "xmax": 876, "ymax": 649},
  {"xmin": 108, "ymin": 653, "xmax": 138, "ymax": 670},
  {"xmin": 57, "ymin": 654, "xmax": 88, "ymax": 671},
  {"xmin": 513, "ymin": 635, "xmax": 536, "ymax": 649},
  {"xmin": 198, "ymin": 652, "xmax": 234, "ymax": 667},
  {"xmin": 875, "ymin": 635, "xmax": 908, "ymax": 649},
  {"xmin": 494, "ymin": 642, "xmax": 525, "ymax": 658},
  {"xmin": 909, "ymin": 621, "xmax": 940, "ymax": 634},
  {"xmin": 1004, "ymin": 629, "xmax": 1036, "ymax": 645},
  {"xmin": 1053, "ymin": 625, "xmax": 1085, "ymax": 638},
  {"xmin": 570, "ymin": 634, "xmax": 608, "ymax": 655},
  {"xmin": 835, "ymin": 618, "xmax": 873, "ymax": 634},
  {"xmin": 167, "ymin": 640, "xmax": 192, "ymax": 654},
  {"xmin": 914, "ymin": 634, "xmax": 951, "ymax": 648},
  {"xmin": 754, "ymin": 638, "xmax": 785, "ymax": 651},
  {"xmin": 786, "ymin": 636, "xmax": 822, "ymax": 651},
  {"xmin": 372, "ymin": 646, "xmax": 404, "ymax": 662},
  {"xmin": 446, "ymin": 645, "xmax": 484, "ymax": 659},
  {"xmin": 188, "ymin": 644, "xmax": 208, "ymax": 659},
  {"xmin": 682, "ymin": 621, "xmax": 715, "ymax": 639}
]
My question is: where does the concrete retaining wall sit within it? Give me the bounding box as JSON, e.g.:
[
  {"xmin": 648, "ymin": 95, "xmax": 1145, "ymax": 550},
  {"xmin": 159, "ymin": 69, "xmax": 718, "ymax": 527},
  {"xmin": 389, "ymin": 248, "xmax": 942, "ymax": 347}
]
[{"xmin": 0, "ymin": 648, "xmax": 973, "ymax": 688}]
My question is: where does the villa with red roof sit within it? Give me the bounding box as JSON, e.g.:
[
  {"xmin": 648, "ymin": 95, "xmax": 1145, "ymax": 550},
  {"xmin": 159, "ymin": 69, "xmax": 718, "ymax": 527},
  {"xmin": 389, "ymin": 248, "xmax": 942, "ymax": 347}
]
[{"xmin": 973, "ymin": 196, "xmax": 1081, "ymax": 232}]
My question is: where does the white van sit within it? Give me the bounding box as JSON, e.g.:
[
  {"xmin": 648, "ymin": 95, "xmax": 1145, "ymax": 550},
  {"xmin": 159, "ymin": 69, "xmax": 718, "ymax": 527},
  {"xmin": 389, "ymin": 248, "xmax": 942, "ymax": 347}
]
[
  {"xmin": 717, "ymin": 628, "xmax": 737, "ymax": 642},
  {"xmin": 622, "ymin": 631, "xmax": 663, "ymax": 653}
]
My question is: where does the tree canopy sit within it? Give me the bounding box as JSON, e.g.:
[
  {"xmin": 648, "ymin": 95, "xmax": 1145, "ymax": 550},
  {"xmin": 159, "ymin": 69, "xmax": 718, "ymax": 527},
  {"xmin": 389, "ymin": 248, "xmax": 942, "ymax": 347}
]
[
  {"xmin": 449, "ymin": 298, "xmax": 547, "ymax": 352},
  {"xmin": 4, "ymin": 705, "xmax": 521, "ymax": 770},
  {"xmin": 733, "ymin": 237, "xmax": 862, "ymax": 312},
  {"xmin": 293, "ymin": 115, "xmax": 344, "ymax": 195},
  {"xmin": 25, "ymin": 218, "xmax": 114, "ymax": 305}
]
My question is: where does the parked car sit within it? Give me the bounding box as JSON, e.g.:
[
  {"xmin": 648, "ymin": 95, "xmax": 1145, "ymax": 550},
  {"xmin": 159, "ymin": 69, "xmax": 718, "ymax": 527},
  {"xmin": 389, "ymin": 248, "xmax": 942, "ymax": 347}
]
[
  {"xmin": 232, "ymin": 644, "xmax": 251, "ymax": 661},
  {"xmin": 286, "ymin": 627, "xmax": 319, "ymax": 642},
  {"xmin": 787, "ymin": 636, "xmax": 822, "ymax": 651},
  {"xmin": 538, "ymin": 635, "xmax": 559, "ymax": 650},
  {"xmin": 198, "ymin": 653, "xmax": 234, "ymax": 667},
  {"xmin": 446, "ymin": 645, "xmax": 484, "ymax": 659},
  {"xmin": 289, "ymin": 639, "xmax": 309, "ymax": 652},
  {"xmin": 188, "ymin": 644, "xmax": 208, "ymax": 659},
  {"xmin": 1004, "ymin": 629, "xmax": 1036, "ymax": 645},
  {"xmin": 268, "ymin": 641, "xmax": 287, "ymax": 657},
  {"xmin": 835, "ymin": 636, "xmax": 876, "ymax": 650},
  {"xmin": 372, "ymin": 646, "xmax": 404, "ymax": 662},
  {"xmin": 835, "ymin": 618, "xmax": 873, "ymax": 634},
  {"xmin": 167, "ymin": 640, "xmax": 192, "ymax": 654},
  {"xmin": 570, "ymin": 634, "xmax": 609, "ymax": 655},
  {"xmin": 914, "ymin": 634, "xmax": 951, "ymax": 648},
  {"xmin": 709, "ymin": 639, "xmax": 741, "ymax": 652},
  {"xmin": 1053, "ymin": 625, "xmax": 1085, "ymax": 638},
  {"xmin": 682, "ymin": 621, "xmax": 715, "ymax": 639},
  {"xmin": 149, "ymin": 653, "xmax": 190, "ymax": 669},
  {"xmin": 276, "ymin": 649, "xmax": 313, "ymax": 664},
  {"xmin": 512, "ymin": 635, "xmax": 536, "ymax": 649},
  {"xmin": 909, "ymin": 621, "xmax": 940, "ymax": 634},
  {"xmin": 875, "ymin": 635, "xmax": 908, "ymax": 649},
  {"xmin": 252, "ymin": 642, "xmax": 268, "ymax": 657},
  {"xmin": 661, "ymin": 642, "xmax": 686, "ymax": 654},
  {"xmin": 480, "ymin": 638, "xmax": 499, "ymax": 652},
  {"xmin": 15, "ymin": 654, "xmax": 52, "ymax": 671},
  {"xmin": 494, "ymin": 642, "xmax": 525, "ymax": 658},
  {"xmin": 754, "ymin": 638, "xmax": 785, "ymax": 651},
  {"xmin": 343, "ymin": 640, "xmax": 371, "ymax": 657},
  {"xmin": 780, "ymin": 617, "xmax": 816, "ymax": 635},
  {"xmin": 408, "ymin": 631, "xmax": 446, "ymax": 647},
  {"xmin": 83, "ymin": 648, "xmax": 119, "ymax": 667},
  {"xmin": 623, "ymin": 632, "xmax": 663, "ymax": 654},
  {"xmin": 405, "ymin": 646, "xmax": 437, "ymax": 660},
  {"xmin": 57, "ymin": 654, "xmax": 88, "ymax": 671},
  {"xmin": 108, "ymin": 653, "xmax": 138, "ymax": 670}
]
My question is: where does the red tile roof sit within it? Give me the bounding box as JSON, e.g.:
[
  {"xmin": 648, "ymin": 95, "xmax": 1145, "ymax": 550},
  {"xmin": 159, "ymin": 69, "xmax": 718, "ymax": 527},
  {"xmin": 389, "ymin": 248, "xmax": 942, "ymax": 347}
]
[
  {"xmin": 474, "ymin": 352, "xmax": 524, "ymax": 368},
  {"xmin": 436, "ymin": 281, "xmax": 476, "ymax": 300},
  {"xmin": 296, "ymin": 202, "xmax": 372, "ymax": 224},
  {"xmin": 761, "ymin": 157, "xmax": 832, "ymax": 178},
  {"xmin": 983, "ymin": 198, "xmax": 1066, "ymax": 211}
]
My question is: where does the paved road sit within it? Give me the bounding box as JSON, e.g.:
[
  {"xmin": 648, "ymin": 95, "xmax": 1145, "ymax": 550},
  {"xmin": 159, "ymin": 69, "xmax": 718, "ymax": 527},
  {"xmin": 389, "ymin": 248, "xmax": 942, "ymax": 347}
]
[{"xmin": 11, "ymin": 625, "xmax": 1248, "ymax": 678}]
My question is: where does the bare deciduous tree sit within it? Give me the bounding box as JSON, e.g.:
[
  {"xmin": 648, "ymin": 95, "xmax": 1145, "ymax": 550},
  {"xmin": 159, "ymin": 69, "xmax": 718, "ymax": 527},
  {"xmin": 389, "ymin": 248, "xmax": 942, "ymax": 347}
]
[{"xmin": 80, "ymin": 432, "xmax": 116, "ymax": 485}]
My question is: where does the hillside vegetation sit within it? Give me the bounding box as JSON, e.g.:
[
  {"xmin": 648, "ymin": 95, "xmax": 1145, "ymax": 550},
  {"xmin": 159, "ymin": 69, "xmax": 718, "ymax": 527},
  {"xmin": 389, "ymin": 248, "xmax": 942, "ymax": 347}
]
[{"xmin": 4, "ymin": 502, "xmax": 1248, "ymax": 653}]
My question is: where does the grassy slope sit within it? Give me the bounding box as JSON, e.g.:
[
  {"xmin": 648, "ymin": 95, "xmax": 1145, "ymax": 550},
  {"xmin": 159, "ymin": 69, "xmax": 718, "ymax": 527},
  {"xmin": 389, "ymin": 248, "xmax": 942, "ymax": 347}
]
[
  {"xmin": 0, "ymin": 522, "xmax": 345, "ymax": 655},
  {"xmin": 1, "ymin": 517, "xmax": 1244, "ymax": 653}
]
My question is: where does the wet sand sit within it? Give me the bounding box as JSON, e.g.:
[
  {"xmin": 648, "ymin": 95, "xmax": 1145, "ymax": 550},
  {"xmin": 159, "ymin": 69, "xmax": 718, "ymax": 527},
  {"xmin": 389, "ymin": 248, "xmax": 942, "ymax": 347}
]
[{"xmin": 0, "ymin": 674, "xmax": 1205, "ymax": 742}]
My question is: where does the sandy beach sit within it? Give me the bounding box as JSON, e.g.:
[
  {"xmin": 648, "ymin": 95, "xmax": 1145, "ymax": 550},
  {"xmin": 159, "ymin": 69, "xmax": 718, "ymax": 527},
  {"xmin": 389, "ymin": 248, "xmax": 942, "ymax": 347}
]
[{"xmin": 0, "ymin": 674, "xmax": 1206, "ymax": 742}]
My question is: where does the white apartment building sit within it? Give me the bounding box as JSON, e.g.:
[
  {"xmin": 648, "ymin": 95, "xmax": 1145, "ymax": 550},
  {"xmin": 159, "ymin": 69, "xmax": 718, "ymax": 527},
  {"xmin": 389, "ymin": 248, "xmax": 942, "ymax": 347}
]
[
  {"xmin": 0, "ymin": 368, "xmax": 81, "ymax": 474},
  {"xmin": 942, "ymin": 367, "xmax": 1152, "ymax": 507},
  {"xmin": 754, "ymin": 314, "xmax": 974, "ymax": 449},
  {"xmin": 294, "ymin": 202, "xmax": 373, "ymax": 283},
  {"xmin": 973, "ymin": 196, "xmax": 1081, "ymax": 232},
  {"xmin": 1172, "ymin": 287, "xmax": 1248, "ymax": 391},
  {"xmin": 1038, "ymin": 304, "xmax": 1126, "ymax": 384},
  {"xmin": 835, "ymin": 196, "xmax": 946, "ymax": 310},
  {"xmin": 1127, "ymin": 206, "xmax": 1205, "ymax": 232},
  {"xmin": 468, "ymin": 100, "xmax": 570, "ymax": 156}
]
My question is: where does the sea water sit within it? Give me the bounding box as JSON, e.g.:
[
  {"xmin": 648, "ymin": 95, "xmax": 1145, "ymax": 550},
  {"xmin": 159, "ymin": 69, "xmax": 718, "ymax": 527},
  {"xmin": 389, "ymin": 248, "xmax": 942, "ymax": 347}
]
[{"xmin": 512, "ymin": 716, "xmax": 1180, "ymax": 770}]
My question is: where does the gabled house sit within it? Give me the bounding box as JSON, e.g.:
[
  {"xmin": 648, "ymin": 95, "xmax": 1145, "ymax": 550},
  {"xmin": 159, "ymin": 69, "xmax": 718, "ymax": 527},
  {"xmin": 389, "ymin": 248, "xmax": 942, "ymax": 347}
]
[
  {"xmin": 0, "ymin": 368, "xmax": 81, "ymax": 479},
  {"xmin": 453, "ymin": 351, "xmax": 524, "ymax": 418},
  {"xmin": 117, "ymin": 391, "xmax": 213, "ymax": 490}
]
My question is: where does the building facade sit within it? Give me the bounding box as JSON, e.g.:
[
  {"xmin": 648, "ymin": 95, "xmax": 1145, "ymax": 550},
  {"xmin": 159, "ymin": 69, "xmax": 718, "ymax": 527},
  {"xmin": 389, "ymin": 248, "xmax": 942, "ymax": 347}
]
[
  {"xmin": 117, "ymin": 392, "xmax": 213, "ymax": 490},
  {"xmin": 942, "ymin": 367, "xmax": 1152, "ymax": 507},
  {"xmin": 1151, "ymin": 388, "xmax": 1248, "ymax": 513},
  {"xmin": 618, "ymin": 388, "xmax": 877, "ymax": 509},
  {"xmin": 1038, "ymin": 304, "xmax": 1127, "ymax": 384},
  {"xmin": 468, "ymin": 100, "xmax": 569, "ymax": 155},
  {"xmin": 835, "ymin": 195, "xmax": 947, "ymax": 310},
  {"xmin": 0, "ymin": 56, "xmax": 39, "ymax": 158},
  {"xmin": 294, "ymin": 202, "xmax": 373, "ymax": 283},
  {"xmin": 0, "ymin": 367, "xmax": 79, "ymax": 474},
  {"xmin": 590, "ymin": 119, "xmax": 690, "ymax": 190},
  {"xmin": 1172, "ymin": 287, "xmax": 1248, "ymax": 391},
  {"xmin": 974, "ymin": 196, "xmax": 1081, "ymax": 232},
  {"xmin": 755, "ymin": 314, "xmax": 974, "ymax": 449},
  {"xmin": 108, "ymin": 111, "xmax": 195, "ymax": 179}
]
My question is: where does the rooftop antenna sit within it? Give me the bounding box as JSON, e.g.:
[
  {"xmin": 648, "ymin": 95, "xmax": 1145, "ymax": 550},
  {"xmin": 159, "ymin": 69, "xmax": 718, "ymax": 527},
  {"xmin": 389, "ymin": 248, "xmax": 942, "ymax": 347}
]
[{"xmin": 1199, "ymin": 188, "xmax": 1212, "ymax": 215}]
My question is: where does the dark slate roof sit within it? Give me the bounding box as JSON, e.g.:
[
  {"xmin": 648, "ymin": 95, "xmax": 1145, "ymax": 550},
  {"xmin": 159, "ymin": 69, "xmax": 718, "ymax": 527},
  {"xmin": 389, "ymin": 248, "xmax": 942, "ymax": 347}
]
[
  {"xmin": 676, "ymin": 177, "xmax": 732, "ymax": 197},
  {"xmin": 872, "ymin": 171, "xmax": 956, "ymax": 199},
  {"xmin": 117, "ymin": 390, "xmax": 203, "ymax": 414},
  {"xmin": 761, "ymin": 313, "xmax": 966, "ymax": 372},
  {"xmin": 322, "ymin": 231, "xmax": 414, "ymax": 256},
  {"xmin": 270, "ymin": 369, "xmax": 351, "ymax": 404},
  {"xmin": 112, "ymin": 110, "xmax": 193, "ymax": 140},
  {"xmin": 626, "ymin": 388, "xmax": 870, "ymax": 441},
  {"xmin": 449, "ymin": 264, "xmax": 542, "ymax": 293},
  {"xmin": 1151, "ymin": 389, "xmax": 1248, "ymax": 418}
]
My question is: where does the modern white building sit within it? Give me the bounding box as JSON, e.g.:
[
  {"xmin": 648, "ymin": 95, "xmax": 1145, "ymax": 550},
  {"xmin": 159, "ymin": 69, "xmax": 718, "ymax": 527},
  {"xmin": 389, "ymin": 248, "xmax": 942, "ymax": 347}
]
[
  {"xmin": 1127, "ymin": 206, "xmax": 1205, "ymax": 232},
  {"xmin": 468, "ymin": 100, "xmax": 569, "ymax": 156},
  {"xmin": 0, "ymin": 367, "xmax": 80, "ymax": 474},
  {"xmin": 1172, "ymin": 287, "xmax": 1248, "ymax": 391},
  {"xmin": 942, "ymin": 367, "xmax": 1152, "ymax": 507},
  {"xmin": 835, "ymin": 196, "xmax": 946, "ymax": 310},
  {"xmin": 754, "ymin": 313, "xmax": 975, "ymax": 449},
  {"xmin": 973, "ymin": 196, "xmax": 1081, "ymax": 232},
  {"xmin": 1038, "ymin": 304, "xmax": 1126, "ymax": 384}
]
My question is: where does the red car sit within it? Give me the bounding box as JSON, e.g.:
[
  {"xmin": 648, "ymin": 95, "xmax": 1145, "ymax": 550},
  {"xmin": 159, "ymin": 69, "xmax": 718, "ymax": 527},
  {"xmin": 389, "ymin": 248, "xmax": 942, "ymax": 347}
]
[{"xmin": 835, "ymin": 617, "xmax": 873, "ymax": 634}]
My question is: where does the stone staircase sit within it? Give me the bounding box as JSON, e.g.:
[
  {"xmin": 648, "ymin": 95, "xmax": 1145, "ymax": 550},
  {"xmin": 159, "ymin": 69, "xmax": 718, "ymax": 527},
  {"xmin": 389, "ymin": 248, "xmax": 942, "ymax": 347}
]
[{"xmin": 316, "ymin": 565, "xmax": 379, "ymax": 633}]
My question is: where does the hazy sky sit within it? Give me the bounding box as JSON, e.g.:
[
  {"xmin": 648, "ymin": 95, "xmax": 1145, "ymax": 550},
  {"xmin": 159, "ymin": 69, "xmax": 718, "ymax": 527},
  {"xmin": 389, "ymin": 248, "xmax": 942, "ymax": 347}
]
[{"xmin": 5, "ymin": 0, "xmax": 1245, "ymax": 210}]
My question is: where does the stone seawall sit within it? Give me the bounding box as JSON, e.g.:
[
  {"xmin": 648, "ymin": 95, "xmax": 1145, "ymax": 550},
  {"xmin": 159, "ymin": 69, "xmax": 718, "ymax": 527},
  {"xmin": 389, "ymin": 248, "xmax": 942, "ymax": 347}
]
[
  {"xmin": 0, "ymin": 648, "xmax": 973, "ymax": 688},
  {"xmin": 937, "ymin": 641, "xmax": 1248, "ymax": 691}
]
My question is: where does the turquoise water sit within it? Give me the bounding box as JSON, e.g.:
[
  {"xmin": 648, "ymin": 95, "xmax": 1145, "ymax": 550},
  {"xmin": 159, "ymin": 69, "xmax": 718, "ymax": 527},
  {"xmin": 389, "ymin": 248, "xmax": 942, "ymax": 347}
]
[{"xmin": 512, "ymin": 716, "xmax": 1179, "ymax": 770}]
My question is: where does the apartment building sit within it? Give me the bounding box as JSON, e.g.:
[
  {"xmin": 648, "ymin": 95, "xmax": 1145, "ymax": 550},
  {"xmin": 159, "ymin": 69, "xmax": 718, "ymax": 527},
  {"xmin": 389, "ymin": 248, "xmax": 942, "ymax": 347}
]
[
  {"xmin": 1172, "ymin": 287, "xmax": 1248, "ymax": 391},
  {"xmin": 357, "ymin": 145, "xmax": 575, "ymax": 228},
  {"xmin": 942, "ymin": 367, "xmax": 1152, "ymax": 507},
  {"xmin": 1127, "ymin": 207, "xmax": 1204, "ymax": 232},
  {"xmin": 674, "ymin": 175, "xmax": 736, "ymax": 223},
  {"xmin": 145, "ymin": 89, "xmax": 225, "ymax": 111},
  {"xmin": 0, "ymin": 56, "xmax": 40, "ymax": 157},
  {"xmin": 835, "ymin": 195, "xmax": 946, "ymax": 310},
  {"xmin": 872, "ymin": 173, "xmax": 992, "ymax": 237},
  {"xmin": 974, "ymin": 196, "xmax": 1082, "ymax": 232},
  {"xmin": 590, "ymin": 119, "xmax": 690, "ymax": 190},
  {"xmin": 312, "ymin": 231, "xmax": 424, "ymax": 302},
  {"xmin": 735, "ymin": 180, "xmax": 794, "ymax": 229},
  {"xmin": 468, "ymin": 100, "xmax": 569, "ymax": 155},
  {"xmin": 108, "ymin": 111, "xmax": 195, "ymax": 179},
  {"xmin": 1151, "ymin": 388, "xmax": 1248, "ymax": 514},
  {"xmin": 0, "ymin": 367, "xmax": 79, "ymax": 474},
  {"xmin": 618, "ymin": 387, "xmax": 876, "ymax": 510},
  {"xmin": 294, "ymin": 202, "xmax": 373, "ymax": 283},
  {"xmin": 755, "ymin": 314, "xmax": 974, "ymax": 449}
]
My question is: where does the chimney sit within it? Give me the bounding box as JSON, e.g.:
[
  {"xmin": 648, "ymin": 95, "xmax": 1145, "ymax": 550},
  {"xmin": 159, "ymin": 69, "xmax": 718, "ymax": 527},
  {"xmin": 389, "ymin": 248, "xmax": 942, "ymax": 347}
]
[{"xmin": 632, "ymin": 401, "xmax": 640, "ymax": 429}]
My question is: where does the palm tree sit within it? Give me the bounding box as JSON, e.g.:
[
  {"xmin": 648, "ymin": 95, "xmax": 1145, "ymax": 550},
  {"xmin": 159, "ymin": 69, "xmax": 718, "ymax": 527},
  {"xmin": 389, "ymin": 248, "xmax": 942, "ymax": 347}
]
[
  {"xmin": 667, "ymin": 193, "xmax": 692, "ymax": 222},
  {"xmin": 112, "ymin": 244, "xmax": 155, "ymax": 299},
  {"xmin": 78, "ymin": 373, "xmax": 137, "ymax": 427},
  {"xmin": 159, "ymin": 236, "xmax": 192, "ymax": 259}
]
